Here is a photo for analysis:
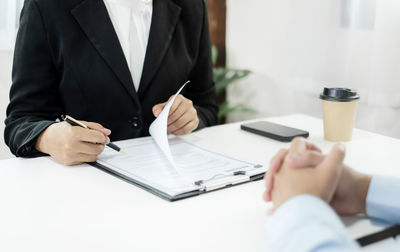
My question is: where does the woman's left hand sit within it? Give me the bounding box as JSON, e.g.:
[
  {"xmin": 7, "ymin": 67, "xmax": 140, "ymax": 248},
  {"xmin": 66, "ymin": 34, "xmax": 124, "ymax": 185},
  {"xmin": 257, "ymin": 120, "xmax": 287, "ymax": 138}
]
[{"xmin": 152, "ymin": 94, "xmax": 199, "ymax": 135}]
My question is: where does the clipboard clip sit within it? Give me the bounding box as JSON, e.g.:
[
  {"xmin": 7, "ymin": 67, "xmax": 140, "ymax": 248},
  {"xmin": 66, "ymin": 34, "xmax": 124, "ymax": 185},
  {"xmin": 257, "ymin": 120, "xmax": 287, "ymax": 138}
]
[
  {"xmin": 204, "ymin": 176, "xmax": 250, "ymax": 192},
  {"xmin": 194, "ymin": 171, "xmax": 250, "ymax": 192},
  {"xmin": 194, "ymin": 170, "xmax": 248, "ymax": 186},
  {"xmin": 194, "ymin": 164, "xmax": 264, "ymax": 191}
]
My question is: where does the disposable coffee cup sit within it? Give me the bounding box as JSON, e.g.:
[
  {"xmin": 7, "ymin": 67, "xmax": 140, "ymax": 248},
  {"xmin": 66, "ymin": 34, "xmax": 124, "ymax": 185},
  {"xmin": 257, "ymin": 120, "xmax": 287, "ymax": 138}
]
[{"xmin": 320, "ymin": 88, "xmax": 360, "ymax": 142}]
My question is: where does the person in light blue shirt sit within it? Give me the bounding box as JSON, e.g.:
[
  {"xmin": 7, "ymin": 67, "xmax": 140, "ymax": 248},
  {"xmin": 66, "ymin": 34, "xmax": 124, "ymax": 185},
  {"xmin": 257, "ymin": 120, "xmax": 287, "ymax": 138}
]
[{"xmin": 263, "ymin": 137, "xmax": 400, "ymax": 251}]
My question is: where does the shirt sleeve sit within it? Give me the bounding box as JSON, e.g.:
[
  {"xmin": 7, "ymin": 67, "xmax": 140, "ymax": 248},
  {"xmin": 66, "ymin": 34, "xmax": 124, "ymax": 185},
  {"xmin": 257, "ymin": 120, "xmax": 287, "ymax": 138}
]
[
  {"xmin": 266, "ymin": 195, "xmax": 359, "ymax": 252},
  {"xmin": 366, "ymin": 175, "xmax": 400, "ymax": 224}
]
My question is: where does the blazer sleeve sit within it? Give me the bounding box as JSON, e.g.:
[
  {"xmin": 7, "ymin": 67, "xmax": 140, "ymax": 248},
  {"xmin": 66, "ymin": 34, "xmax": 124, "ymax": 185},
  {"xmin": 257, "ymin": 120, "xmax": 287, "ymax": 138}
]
[
  {"xmin": 4, "ymin": 0, "xmax": 62, "ymax": 158},
  {"xmin": 185, "ymin": 0, "xmax": 218, "ymax": 129}
]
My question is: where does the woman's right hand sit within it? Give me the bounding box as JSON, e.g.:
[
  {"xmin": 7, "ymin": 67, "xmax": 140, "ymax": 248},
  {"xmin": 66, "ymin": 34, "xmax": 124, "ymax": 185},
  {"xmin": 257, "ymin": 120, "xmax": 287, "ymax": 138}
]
[{"xmin": 35, "ymin": 121, "xmax": 111, "ymax": 166}]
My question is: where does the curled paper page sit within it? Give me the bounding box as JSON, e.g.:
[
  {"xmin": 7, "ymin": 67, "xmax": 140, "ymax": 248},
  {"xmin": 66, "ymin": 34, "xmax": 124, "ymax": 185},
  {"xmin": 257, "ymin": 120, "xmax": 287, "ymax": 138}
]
[{"xmin": 149, "ymin": 81, "xmax": 190, "ymax": 169}]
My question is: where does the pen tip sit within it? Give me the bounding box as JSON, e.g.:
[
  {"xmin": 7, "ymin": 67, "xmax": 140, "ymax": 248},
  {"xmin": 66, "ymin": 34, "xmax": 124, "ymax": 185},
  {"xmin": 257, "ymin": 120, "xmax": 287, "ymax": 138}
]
[{"xmin": 119, "ymin": 150, "xmax": 126, "ymax": 155}]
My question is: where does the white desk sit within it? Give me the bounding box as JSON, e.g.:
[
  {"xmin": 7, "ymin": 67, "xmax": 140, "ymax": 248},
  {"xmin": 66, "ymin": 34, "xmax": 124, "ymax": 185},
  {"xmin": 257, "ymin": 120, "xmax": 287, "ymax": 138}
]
[{"xmin": 1, "ymin": 114, "xmax": 400, "ymax": 252}]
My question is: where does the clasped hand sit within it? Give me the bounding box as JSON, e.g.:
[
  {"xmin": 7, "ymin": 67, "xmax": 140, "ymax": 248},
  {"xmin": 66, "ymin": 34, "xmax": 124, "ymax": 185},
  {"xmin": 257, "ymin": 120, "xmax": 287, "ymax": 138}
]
[{"xmin": 264, "ymin": 137, "xmax": 371, "ymax": 215}]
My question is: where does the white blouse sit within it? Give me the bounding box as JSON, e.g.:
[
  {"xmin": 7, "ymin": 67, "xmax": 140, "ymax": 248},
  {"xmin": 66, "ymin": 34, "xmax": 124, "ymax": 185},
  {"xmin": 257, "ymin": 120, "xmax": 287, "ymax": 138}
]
[{"xmin": 103, "ymin": 0, "xmax": 153, "ymax": 91}]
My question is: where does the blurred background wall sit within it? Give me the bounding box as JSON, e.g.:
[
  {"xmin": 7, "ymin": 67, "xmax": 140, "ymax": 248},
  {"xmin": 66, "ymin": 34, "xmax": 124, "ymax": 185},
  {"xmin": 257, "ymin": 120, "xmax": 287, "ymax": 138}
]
[
  {"xmin": 226, "ymin": 0, "xmax": 400, "ymax": 139},
  {"xmin": 0, "ymin": 51, "xmax": 12, "ymax": 159},
  {"xmin": 0, "ymin": 0, "xmax": 21, "ymax": 159}
]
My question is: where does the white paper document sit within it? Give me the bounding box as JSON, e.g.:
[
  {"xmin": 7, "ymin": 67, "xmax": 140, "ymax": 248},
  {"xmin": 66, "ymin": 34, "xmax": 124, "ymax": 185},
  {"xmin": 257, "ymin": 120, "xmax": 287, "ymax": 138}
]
[
  {"xmin": 97, "ymin": 137, "xmax": 265, "ymax": 197},
  {"xmin": 97, "ymin": 82, "xmax": 266, "ymax": 198},
  {"xmin": 148, "ymin": 81, "xmax": 189, "ymax": 170}
]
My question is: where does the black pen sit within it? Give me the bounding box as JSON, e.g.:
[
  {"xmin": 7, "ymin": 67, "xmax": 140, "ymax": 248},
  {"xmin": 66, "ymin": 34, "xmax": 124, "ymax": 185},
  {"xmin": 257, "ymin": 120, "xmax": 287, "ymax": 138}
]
[
  {"xmin": 64, "ymin": 115, "xmax": 124, "ymax": 154},
  {"xmin": 356, "ymin": 225, "xmax": 400, "ymax": 247}
]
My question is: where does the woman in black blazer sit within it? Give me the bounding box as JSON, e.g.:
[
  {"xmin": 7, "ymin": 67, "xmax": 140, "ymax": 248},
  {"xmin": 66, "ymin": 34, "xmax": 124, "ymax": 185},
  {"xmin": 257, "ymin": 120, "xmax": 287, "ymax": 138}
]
[{"xmin": 4, "ymin": 0, "xmax": 217, "ymax": 165}]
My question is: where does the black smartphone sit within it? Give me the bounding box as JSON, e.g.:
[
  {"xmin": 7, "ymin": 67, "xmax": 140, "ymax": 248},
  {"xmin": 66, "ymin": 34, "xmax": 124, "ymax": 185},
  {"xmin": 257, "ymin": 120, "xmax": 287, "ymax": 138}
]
[{"xmin": 240, "ymin": 121, "xmax": 309, "ymax": 142}]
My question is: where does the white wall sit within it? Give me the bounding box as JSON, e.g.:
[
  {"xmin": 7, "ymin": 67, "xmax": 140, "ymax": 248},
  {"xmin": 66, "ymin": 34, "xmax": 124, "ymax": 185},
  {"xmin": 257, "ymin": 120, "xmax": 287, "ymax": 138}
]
[
  {"xmin": 0, "ymin": 51, "xmax": 14, "ymax": 159},
  {"xmin": 226, "ymin": 0, "xmax": 400, "ymax": 139},
  {"xmin": 0, "ymin": 0, "xmax": 24, "ymax": 50}
]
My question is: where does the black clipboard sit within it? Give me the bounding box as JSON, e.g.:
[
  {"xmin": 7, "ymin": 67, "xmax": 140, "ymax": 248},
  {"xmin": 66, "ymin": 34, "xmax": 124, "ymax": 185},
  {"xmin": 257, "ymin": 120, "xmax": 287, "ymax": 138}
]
[{"xmin": 89, "ymin": 162, "xmax": 266, "ymax": 201}]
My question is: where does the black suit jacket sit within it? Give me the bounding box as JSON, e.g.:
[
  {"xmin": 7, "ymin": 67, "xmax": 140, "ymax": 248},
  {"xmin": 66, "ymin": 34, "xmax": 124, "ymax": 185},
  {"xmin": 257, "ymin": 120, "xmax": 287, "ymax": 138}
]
[{"xmin": 4, "ymin": 0, "xmax": 217, "ymax": 157}]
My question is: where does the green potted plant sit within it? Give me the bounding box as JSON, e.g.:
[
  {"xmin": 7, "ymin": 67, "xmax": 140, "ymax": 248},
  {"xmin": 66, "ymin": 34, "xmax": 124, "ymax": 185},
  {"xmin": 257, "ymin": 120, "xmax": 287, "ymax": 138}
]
[{"xmin": 212, "ymin": 45, "xmax": 255, "ymax": 122}]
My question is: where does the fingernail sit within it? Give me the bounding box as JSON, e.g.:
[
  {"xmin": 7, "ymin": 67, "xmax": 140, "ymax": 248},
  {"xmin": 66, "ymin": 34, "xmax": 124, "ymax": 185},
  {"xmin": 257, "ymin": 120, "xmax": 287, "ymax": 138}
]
[
  {"xmin": 287, "ymin": 152, "xmax": 300, "ymax": 161},
  {"xmin": 287, "ymin": 152, "xmax": 303, "ymax": 166},
  {"xmin": 336, "ymin": 143, "xmax": 346, "ymax": 152},
  {"xmin": 106, "ymin": 137, "xmax": 110, "ymax": 144}
]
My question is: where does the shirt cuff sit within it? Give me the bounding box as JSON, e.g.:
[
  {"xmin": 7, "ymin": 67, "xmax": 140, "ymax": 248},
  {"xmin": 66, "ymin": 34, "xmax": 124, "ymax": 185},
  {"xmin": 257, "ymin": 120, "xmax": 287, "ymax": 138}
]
[
  {"xmin": 266, "ymin": 194, "xmax": 357, "ymax": 252},
  {"xmin": 366, "ymin": 175, "xmax": 400, "ymax": 224}
]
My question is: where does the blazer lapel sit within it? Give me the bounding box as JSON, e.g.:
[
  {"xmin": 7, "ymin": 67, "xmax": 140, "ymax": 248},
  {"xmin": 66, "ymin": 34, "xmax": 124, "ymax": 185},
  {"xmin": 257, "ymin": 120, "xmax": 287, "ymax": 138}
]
[
  {"xmin": 138, "ymin": 0, "xmax": 182, "ymax": 96},
  {"xmin": 71, "ymin": 0, "xmax": 141, "ymax": 106}
]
